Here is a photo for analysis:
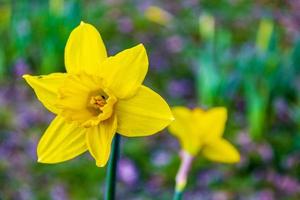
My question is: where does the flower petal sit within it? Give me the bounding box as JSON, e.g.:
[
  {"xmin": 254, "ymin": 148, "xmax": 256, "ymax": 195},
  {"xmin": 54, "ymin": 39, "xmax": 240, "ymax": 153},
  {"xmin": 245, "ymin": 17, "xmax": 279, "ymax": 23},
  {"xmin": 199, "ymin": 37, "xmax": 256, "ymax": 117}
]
[
  {"xmin": 169, "ymin": 107, "xmax": 201, "ymax": 155},
  {"xmin": 65, "ymin": 22, "xmax": 107, "ymax": 74},
  {"xmin": 116, "ymin": 86, "xmax": 173, "ymax": 137},
  {"xmin": 86, "ymin": 114, "xmax": 117, "ymax": 167},
  {"xmin": 37, "ymin": 116, "xmax": 87, "ymax": 163},
  {"xmin": 23, "ymin": 73, "xmax": 67, "ymax": 114},
  {"xmin": 202, "ymin": 139, "xmax": 240, "ymax": 163},
  {"xmin": 100, "ymin": 44, "xmax": 148, "ymax": 99},
  {"xmin": 193, "ymin": 107, "xmax": 227, "ymax": 141}
]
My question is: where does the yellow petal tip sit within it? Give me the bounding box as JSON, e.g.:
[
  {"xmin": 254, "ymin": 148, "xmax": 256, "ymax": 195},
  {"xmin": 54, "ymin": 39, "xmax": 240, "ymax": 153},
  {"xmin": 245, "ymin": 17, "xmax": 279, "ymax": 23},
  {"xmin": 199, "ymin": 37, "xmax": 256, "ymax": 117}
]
[
  {"xmin": 22, "ymin": 74, "xmax": 30, "ymax": 79},
  {"xmin": 80, "ymin": 21, "xmax": 85, "ymax": 25},
  {"xmin": 96, "ymin": 161, "xmax": 106, "ymax": 167}
]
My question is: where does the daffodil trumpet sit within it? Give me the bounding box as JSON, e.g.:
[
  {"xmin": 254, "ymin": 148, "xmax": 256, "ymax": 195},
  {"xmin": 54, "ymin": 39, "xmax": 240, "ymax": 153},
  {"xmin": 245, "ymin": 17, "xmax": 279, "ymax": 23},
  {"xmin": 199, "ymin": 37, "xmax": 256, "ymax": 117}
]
[
  {"xmin": 169, "ymin": 107, "xmax": 240, "ymax": 199},
  {"xmin": 23, "ymin": 21, "xmax": 173, "ymax": 199}
]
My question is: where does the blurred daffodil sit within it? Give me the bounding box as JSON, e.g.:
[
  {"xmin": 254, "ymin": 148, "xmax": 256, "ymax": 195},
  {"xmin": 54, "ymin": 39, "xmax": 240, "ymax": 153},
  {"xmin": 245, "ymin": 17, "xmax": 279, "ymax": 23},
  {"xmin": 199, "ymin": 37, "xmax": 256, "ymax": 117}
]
[
  {"xmin": 169, "ymin": 106, "xmax": 240, "ymax": 197},
  {"xmin": 23, "ymin": 22, "xmax": 173, "ymax": 167},
  {"xmin": 145, "ymin": 6, "xmax": 172, "ymax": 26}
]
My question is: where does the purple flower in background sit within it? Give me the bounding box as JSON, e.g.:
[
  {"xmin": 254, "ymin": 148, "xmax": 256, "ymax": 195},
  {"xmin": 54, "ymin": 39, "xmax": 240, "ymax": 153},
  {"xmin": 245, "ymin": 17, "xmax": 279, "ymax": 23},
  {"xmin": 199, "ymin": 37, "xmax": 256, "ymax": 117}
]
[
  {"xmin": 274, "ymin": 98, "xmax": 290, "ymax": 123},
  {"xmin": 151, "ymin": 150, "xmax": 171, "ymax": 167},
  {"xmin": 212, "ymin": 191, "xmax": 230, "ymax": 200},
  {"xmin": 118, "ymin": 17, "xmax": 133, "ymax": 33},
  {"xmin": 18, "ymin": 186, "xmax": 33, "ymax": 200},
  {"xmin": 166, "ymin": 35, "xmax": 183, "ymax": 53},
  {"xmin": 149, "ymin": 52, "xmax": 169, "ymax": 72},
  {"xmin": 26, "ymin": 136, "xmax": 38, "ymax": 161},
  {"xmin": 284, "ymin": 154, "xmax": 300, "ymax": 169},
  {"xmin": 236, "ymin": 131, "xmax": 255, "ymax": 153},
  {"xmin": 137, "ymin": 0, "xmax": 152, "ymax": 11},
  {"xmin": 197, "ymin": 169, "xmax": 222, "ymax": 187},
  {"xmin": 182, "ymin": 0, "xmax": 198, "ymax": 8},
  {"xmin": 167, "ymin": 79, "xmax": 193, "ymax": 98},
  {"xmin": 257, "ymin": 143, "xmax": 273, "ymax": 162},
  {"xmin": 118, "ymin": 158, "xmax": 139, "ymax": 186},
  {"xmin": 267, "ymin": 171, "xmax": 300, "ymax": 195},
  {"xmin": 146, "ymin": 175, "xmax": 165, "ymax": 194},
  {"xmin": 277, "ymin": 176, "xmax": 300, "ymax": 194},
  {"xmin": 50, "ymin": 183, "xmax": 69, "ymax": 200},
  {"xmin": 255, "ymin": 190, "xmax": 274, "ymax": 200},
  {"xmin": 14, "ymin": 59, "xmax": 29, "ymax": 77}
]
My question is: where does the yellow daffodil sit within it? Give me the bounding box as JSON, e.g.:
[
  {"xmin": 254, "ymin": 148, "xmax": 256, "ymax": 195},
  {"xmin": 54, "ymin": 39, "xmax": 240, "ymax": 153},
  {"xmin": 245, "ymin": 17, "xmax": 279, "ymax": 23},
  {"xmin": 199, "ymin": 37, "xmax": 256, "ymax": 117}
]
[
  {"xmin": 169, "ymin": 107, "xmax": 240, "ymax": 194},
  {"xmin": 23, "ymin": 22, "xmax": 174, "ymax": 167},
  {"xmin": 169, "ymin": 106, "xmax": 240, "ymax": 163},
  {"xmin": 144, "ymin": 6, "xmax": 172, "ymax": 26}
]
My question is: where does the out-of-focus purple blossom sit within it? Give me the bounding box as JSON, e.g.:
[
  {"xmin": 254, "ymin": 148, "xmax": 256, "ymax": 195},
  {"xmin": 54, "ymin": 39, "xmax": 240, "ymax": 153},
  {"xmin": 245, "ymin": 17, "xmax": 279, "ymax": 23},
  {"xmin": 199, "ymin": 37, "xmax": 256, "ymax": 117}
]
[
  {"xmin": 167, "ymin": 79, "xmax": 193, "ymax": 98},
  {"xmin": 14, "ymin": 103, "xmax": 53, "ymax": 129},
  {"xmin": 166, "ymin": 35, "xmax": 183, "ymax": 53},
  {"xmin": 182, "ymin": 0, "xmax": 198, "ymax": 8},
  {"xmin": 118, "ymin": 17, "xmax": 133, "ymax": 33},
  {"xmin": 212, "ymin": 191, "xmax": 230, "ymax": 200},
  {"xmin": 137, "ymin": 0, "xmax": 152, "ymax": 12},
  {"xmin": 14, "ymin": 59, "xmax": 30, "ymax": 77},
  {"xmin": 274, "ymin": 98, "xmax": 290, "ymax": 123},
  {"xmin": 267, "ymin": 171, "xmax": 300, "ymax": 195},
  {"xmin": 278, "ymin": 0, "xmax": 300, "ymax": 39},
  {"xmin": 256, "ymin": 189, "xmax": 274, "ymax": 200},
  {"xmin": 50, "ymin": 183, "xmax": 69, "ymax": 200},
  {"xmin": 0, "ymin": 88, "xmax": 7, "ymax": 106},
  {"xmin": 151, "ymin": 150, "xmax": 171, "ymax": 167},
  {"xmin": 276, "ymin": 176, "xmax": 300, "ymax": 194},
  {"xmin": 118, "ymin": 158, "xmax": 139, "ymax": 186},
  {"xmin": 18, "ymin": 186, "xmax": 33, "ymax": 200},
  {"xmin": 149, "ymin": 52, "xmax": 169, "ymax": 72},
  {"xmin": 257, "ymin": 143, "xmax": 273, "ymax": 162},
  {"xmin": 185, "ymin": 191, "xmax": 211, "ymax": 200},
  {"xmin": 236, "ymin": 131, "xmax": 256, "ymax": 153},
  {"xmin": 0, "ymin": 132, "xmax": 22, "ymax": 157},
  {"xmin": 284, "ymin": 154, "xmax": 300, "ymax": 169},
  {"xmin": 197, "ymin": 169, "xmax": 222, "ymax": 187},
  {"xmin": 146, "ymin": 175, "xmax": 165, "ymax": 194},
  {"xmin": 26, "ymin": 136, "xmax": 38, "ymax": 160},
  {"xmin": 237, "ymin": 131, "xmax": 251, "ymax": 147}
]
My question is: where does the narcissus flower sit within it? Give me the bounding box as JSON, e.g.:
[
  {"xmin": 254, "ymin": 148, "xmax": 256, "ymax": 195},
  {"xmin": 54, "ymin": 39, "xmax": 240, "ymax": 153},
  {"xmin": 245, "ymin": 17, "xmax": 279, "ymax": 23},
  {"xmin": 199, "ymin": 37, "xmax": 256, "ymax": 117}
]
[
  {"xmin": 144, "ymin": 6, "xmax": 172, "ymax": 26},
  {"xmin": 23, "ymin": 22, "xmax": 174, "ymax": 167},
  {"xmin": 169, "ymin": 106, "xmax": 240, "ymax": 163},
  {"xmin": 169, "ymin": 107, "xmax": 240, "ymax": 193}
]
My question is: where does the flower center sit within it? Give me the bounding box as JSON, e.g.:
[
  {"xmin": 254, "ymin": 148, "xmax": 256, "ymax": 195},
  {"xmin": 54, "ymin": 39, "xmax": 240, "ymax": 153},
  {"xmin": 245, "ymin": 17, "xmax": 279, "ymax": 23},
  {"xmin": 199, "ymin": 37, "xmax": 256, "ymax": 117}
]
[
  {"xmin": 56, "ymin": 74, "xmax": 117, "ymax": 128},
  {"xmin": 89, "ymin": 95, "xmax": 107, "ymax": 110}
]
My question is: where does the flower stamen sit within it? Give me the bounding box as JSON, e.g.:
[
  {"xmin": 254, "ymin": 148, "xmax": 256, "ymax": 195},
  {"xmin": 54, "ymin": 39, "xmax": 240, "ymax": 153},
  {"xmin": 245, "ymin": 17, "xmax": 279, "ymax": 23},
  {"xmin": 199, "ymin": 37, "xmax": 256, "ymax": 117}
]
[{"xmin": 90, "ymin": 95, "xmax": 107, "ymax": 110}]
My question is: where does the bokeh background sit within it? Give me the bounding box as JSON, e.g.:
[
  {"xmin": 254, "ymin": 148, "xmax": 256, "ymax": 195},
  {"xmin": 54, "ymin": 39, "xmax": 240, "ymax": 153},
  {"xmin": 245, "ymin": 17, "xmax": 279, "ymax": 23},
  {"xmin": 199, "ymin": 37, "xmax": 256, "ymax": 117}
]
[{"xmin": 1, "ymin": 0, "xmax": 300, "ymax": 199}]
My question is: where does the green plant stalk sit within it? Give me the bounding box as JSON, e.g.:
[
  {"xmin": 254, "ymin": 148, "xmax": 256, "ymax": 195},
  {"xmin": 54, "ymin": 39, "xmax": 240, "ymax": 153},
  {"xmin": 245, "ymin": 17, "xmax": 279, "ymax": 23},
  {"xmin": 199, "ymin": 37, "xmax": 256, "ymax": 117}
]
[
  {"xmin": 172, "ymin": 151, "xmax": 193, "ymax": 200},
  {"xmin": 173, "ymin": 189, "xmax": 184, "ymax": 200},
  {"xmin": 105, "ymin": 133, "xmax": 121, "ymax": 200}
]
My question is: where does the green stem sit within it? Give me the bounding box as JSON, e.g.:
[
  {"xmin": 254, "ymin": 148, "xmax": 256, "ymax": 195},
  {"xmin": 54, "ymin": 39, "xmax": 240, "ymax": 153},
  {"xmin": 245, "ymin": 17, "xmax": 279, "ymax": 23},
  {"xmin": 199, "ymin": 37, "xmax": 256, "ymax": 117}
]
[
  {"xmin": 173, "ymin": 189, "xmax": 183, "ymax": 200},
  {"xmin": 105, "ymin": 133, "xmax": 121, "ymax": 200},
  {"xmin": 172, "ymin": 151, "xmax": 193, "ymax": 200}
]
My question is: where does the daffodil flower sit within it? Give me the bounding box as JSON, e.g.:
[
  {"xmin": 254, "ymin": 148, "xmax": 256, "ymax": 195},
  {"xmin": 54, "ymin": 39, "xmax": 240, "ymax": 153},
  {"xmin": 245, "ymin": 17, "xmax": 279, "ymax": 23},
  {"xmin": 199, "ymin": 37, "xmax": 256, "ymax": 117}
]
[
  {"xmin": 23, "ymin": 22, "xmax": 174, "ymax": 167},
  {"xmin": 169, "ymin": 106, "xmax": 240, "ymax": 195}
]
